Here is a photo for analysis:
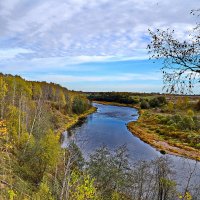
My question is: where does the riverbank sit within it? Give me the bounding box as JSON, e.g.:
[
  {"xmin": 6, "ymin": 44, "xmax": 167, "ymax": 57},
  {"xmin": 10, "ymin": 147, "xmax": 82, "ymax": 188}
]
[
  {"xmin": 127, "ymin": 109, "xmax": 200, "ymax": 161},
  {"xmin": 56, "ymin": 106, "xmax": 97, "ymax": 135},
  {"xmin": 94, "ymin": 101, "xmax": 200, "ymax": 161},
  {"xmin": 128, "ymin": 121, "xmax": 200, "ymax": 161}
]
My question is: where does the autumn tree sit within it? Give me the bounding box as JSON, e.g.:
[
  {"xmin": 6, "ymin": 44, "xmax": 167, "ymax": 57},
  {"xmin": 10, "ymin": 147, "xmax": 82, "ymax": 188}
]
[
  {"xmin": 148, "ymin": 9, "xmax": 200, "ymax": 94},
  {"xmin": 0, "ymin": 77, "xmax": 8, "ymax": 119}
]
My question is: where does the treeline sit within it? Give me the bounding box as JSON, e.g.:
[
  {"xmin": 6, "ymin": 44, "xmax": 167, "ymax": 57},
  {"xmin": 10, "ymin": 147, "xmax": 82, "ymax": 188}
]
[
  {"xmin": 88, "ymin": 92, "xmax": 141, "ymax": 104},
  {"xmin": 0, "ymin": 73, "xmax": 91, "ymax": 199},
  {"xmin": 87, "ymin": 92, "xmax": 167, "ymax": 109},
  {"xmin": 140, "ymin": 96, "xmax": 167, "ymax": 109}
]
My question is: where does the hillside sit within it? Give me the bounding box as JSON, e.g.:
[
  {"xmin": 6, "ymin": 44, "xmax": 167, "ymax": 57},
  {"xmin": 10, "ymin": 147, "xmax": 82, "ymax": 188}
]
[{"xmin": 0, "ymin": 74, "xmax": 94, "ymax": 199}]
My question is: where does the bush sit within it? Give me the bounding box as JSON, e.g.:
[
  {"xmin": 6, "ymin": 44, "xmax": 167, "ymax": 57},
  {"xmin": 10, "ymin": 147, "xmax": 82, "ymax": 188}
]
[
  {"xmin": 157, "ymin": 96, "xmax": 167, "ymax": 105},
  {"xmin": 168, "ymin": 124, "xmax": 176, "ymax": 131},
  {"xmin": 187, "ymin": 109, "xmax": 194, "ymax": 118},
  {"xmin": 149, "ymin": 98, "xmax": 160, "ymax": 108},
  {"xmin": 177, "ymin": 116, "xmax": 195, "ymax": 130},
  {"xmin": 166, "ymin": 120, "xmax": 174, "ymax": 126},
  {"xmin": 156, "ymin": 129, "xmax": 161, "ymax": 133},
  {"xmin": 140, "ymin": 100, "xmax": 150, "ymax": 109},
  {"xmin": 196, "ymin": 100, "xmax": 200, "ymax": 111},
  {"xmin": 171, "ymin": 115, "xmax": 182, "ymax": 124},
  {"xmin": 196, "ymin": 143, "xmax": 200, "ymax": 149}
]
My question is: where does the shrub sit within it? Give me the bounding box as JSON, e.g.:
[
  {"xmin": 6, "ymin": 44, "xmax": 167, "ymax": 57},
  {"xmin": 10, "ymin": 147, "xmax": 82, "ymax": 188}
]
[
  {"xmin": 196, "ymin": 143, "xmax": 200, "ymax": 149},
  {"xmin": 187, "ymin": 109, "xmax": 194, "ymax": 118},
  {"xmin": 158, "ymin": 116, "xmax": 169, "ymax": 124},
  {"xmin": 166, "ymin": 120, "xmax": 174, "ymax": 126},
  {"xmin": 140, "ymin": 100, "xmax": 150, "ymax": 109},
  {"xmin": 196, "ymin": 100, "xmax": 200, "ymax": 111},
  {"xmin": 171, "ymin": 115, "xmax": 182, "ymax": 124},
  {"xmin": 156, "ymin": 129, "xmax": 161, "ymax": 133},
  {"xmin": 149, "ymin": 98, "xmax": 160, "ymax": 108},
  {"xmin": 168, "ymin": 124, "xmax": 176, "ymax": 131},
  {"xmin": 167, "ymin": 101, "xmax": 174, "ymax": 113},
  {"xmin": 157, "ymin": 96, "xmax": 167, "ymax": 105},
  {"xmin": 177, "ymin": 116, "xmax": 195, "ymax": 130}
]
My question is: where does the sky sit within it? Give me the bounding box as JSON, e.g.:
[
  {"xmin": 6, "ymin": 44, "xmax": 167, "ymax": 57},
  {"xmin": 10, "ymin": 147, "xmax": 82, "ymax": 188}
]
[{"xmin": 0, "ymin": 0, "xmax": 199, "ymax": 92}]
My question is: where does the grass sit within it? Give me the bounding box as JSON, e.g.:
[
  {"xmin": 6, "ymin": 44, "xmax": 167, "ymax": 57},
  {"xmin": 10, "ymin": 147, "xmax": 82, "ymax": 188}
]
[{"xmin": 127, "ymin": 109, "xmax": 200, "ymax": 161}]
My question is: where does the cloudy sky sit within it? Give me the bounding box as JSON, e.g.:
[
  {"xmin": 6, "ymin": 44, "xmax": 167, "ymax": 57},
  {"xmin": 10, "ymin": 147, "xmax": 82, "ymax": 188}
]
[{"xmin": 0, "ymin": 0, "xmax": 199, "ymax": 92}]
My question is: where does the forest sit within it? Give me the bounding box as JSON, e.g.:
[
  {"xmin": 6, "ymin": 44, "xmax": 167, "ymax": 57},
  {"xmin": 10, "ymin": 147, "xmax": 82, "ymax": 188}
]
[{"xmin": 0, "ymin": 73, "xmax": 93, "ymax": 199}]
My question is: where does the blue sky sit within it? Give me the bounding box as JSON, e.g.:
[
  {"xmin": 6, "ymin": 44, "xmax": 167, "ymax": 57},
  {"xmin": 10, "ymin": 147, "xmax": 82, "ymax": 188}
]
[{"xmin": 0, "ymin": 0, "xmax": 199, "ymax": 92}]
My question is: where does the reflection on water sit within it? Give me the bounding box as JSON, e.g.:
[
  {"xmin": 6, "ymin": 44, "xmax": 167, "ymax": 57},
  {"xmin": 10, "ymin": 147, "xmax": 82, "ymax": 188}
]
[{"xmin": 62, "ymin": 103, "xmax": 200, "ymax": 189}]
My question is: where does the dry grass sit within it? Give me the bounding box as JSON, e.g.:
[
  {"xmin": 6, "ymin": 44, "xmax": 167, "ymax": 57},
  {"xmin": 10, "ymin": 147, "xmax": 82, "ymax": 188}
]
[{"xmin": 128, "ymin": 113, "xmax": 200, "ymax": 161}]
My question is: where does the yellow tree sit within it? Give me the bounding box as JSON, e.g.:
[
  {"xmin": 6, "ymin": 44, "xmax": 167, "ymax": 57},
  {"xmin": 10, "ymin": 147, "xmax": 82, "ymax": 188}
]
[
  {"xmin": 0, "ymin": 77, "xmax": 8, "ymax": 119},
  {"xmin": 58, "ymin": 90, "xmax": 66, "ymax": 111},
  {"xmin": 69, "ymin": 170, "xmax": 98, "ymax": 200}
]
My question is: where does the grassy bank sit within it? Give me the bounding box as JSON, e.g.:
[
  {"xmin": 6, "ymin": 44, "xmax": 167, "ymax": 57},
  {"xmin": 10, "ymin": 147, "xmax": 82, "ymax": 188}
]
[
  {"xmin": 128, "ymin": 119, "xmax": 200, "ymax": 161},
  {"xmin": 127, "ymin": 108, "xmax": 200, "ymax": 161},
  {"xmin": 56, "ymin": 106, "xmax": 97, "ymax": 135}
]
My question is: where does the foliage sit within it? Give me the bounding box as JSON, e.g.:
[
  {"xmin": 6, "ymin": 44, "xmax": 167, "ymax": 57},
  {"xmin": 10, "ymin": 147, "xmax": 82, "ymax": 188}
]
[
  {"xmin": 87, "ymin": 146, "xmax": 131, "ymax": 199},
  {"xmin": 88, "ymin": 92, "xmax": 151, "ymax": 105},
  {"xmin": 148, "ymin": 9, "xmax": 200, "ymax": 94},
  {"xmin": 33, "ymin": 182, "xmax": 54, "ymax": 200},
  {"xmin": 159, "ymin": 114, "xmax": 199, "ymax": 131},
  {"xmin": 73, "ymin": 95, "xmax": 91, "ymax": 114},
  {"xmin": 69, "ymin": 170, "xmax": 98, "ymax": 200},
  {"xmin": 140, "ymin": 96, "xmax": 167, "ymax": 109},
  {"xmin": 87, "ymin": 146, "xmax": 179, "ymax": 200},
  {"xmin": 196, "ymin": 99, "xmax": 200, "ymax": 111},
  {"xmin": 140, "ymin": 100, "xmax": 150, "ymax": 109},
  {"xmin": 0, "ymin": 73, "xmax": 91, "ymax": 199}
]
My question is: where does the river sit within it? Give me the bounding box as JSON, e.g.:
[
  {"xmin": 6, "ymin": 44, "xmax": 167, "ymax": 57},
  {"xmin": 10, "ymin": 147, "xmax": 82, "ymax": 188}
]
[{"xmin": 62, "ymin": 103, "xmax": 200, "ymax": 189}]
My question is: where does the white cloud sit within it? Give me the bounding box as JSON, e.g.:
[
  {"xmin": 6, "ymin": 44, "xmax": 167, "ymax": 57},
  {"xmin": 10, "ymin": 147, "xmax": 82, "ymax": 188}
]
[
  {"xmin": 0, "ymin": 0, "xmax": 199, "ymax": 59},
  {"xmin": 0, "ymin": 48, "xmax": 34, "ymax": 60},
  {"xmin": 26, "ymin": 72, "xmax": 161, "ymax": 83},
  {"xmin": 0, "ymin": 54, "xmax": 149, "ymax": 73},
  {"xmin": 0, "ymin": 0, "xmax": 199, "ymax": 93}
]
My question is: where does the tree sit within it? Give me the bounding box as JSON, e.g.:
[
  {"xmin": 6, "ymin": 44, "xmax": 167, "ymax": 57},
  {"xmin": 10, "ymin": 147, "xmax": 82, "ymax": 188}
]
[
  {"xmin": 148, "ymin": 9, "xmax": 200, "ymax": 94},
  {"xmin": 58, "ymin": 90, "xmax": 66, "ymax": 110},
  {"xmin": 87, "ymin": 146, "xmax": 132, "ymax": 199},
  {"xmin": 72, "ymin": 95, "xmax": 90, "ymax": 114},
  {"xmin": 0, "ymin": 77, "xmax": 8, "ymax": 119},
  {"xmin": 16, "ymin": 130, "xmax": 60, "ymax": 185},
  {"xmin": 69, "ymin": 170, "xmax": 98, "ymax": 200}
]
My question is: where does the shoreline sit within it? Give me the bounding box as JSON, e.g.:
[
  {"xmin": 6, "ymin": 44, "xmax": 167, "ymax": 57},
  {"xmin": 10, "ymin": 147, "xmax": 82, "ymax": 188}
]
[
  {"xmin": 94, "ymin": 100, "xmax": 200, "ymax": 161},
  {"xmin": 127, "ymin": 122, "xmax": 200, "ymax": 161},
  {"xmin": 56, "ymin": 106, "xmax": 97, "ymax": 136}
]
